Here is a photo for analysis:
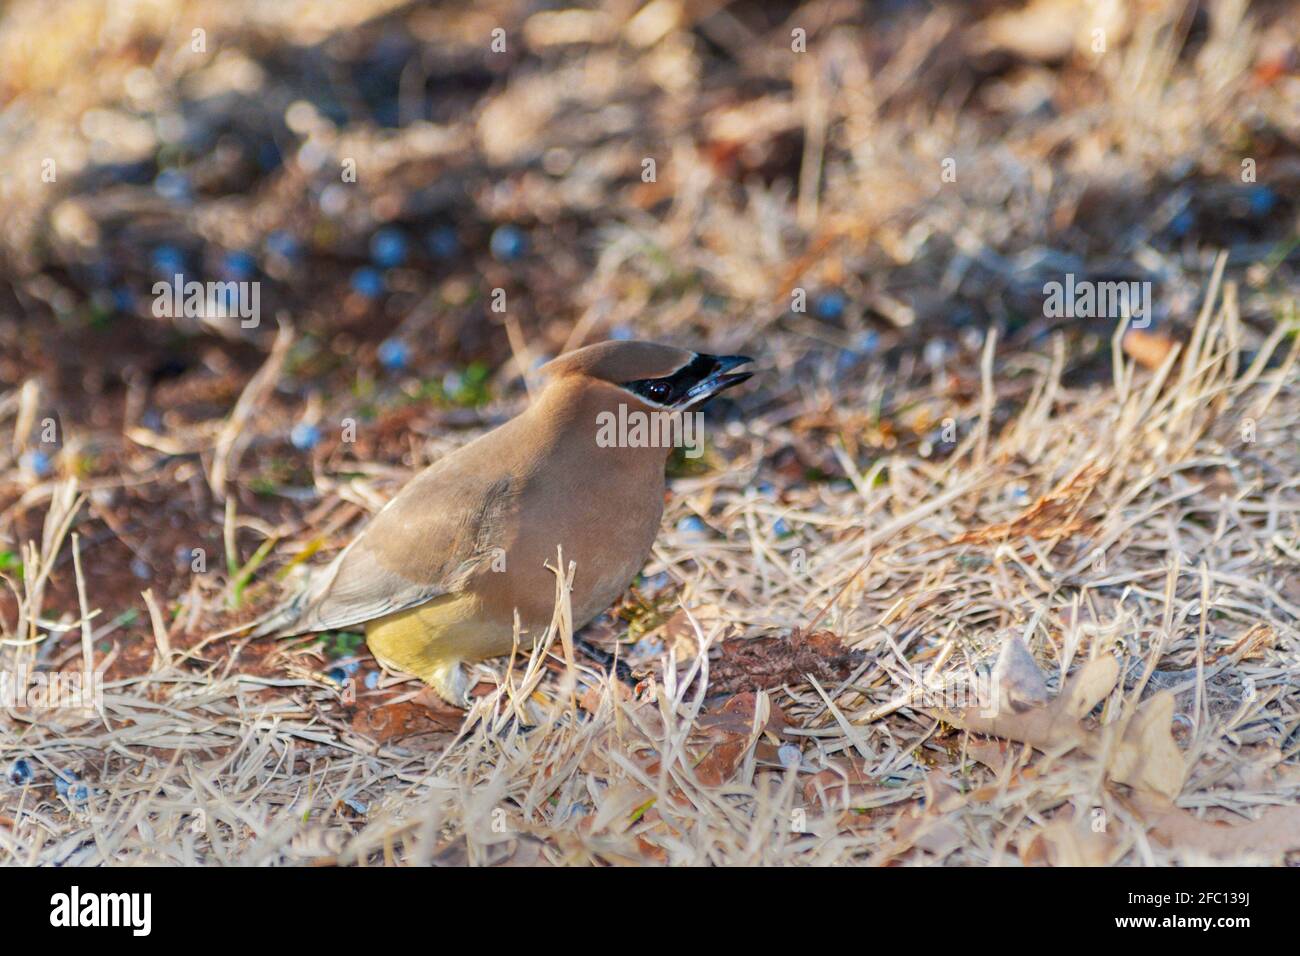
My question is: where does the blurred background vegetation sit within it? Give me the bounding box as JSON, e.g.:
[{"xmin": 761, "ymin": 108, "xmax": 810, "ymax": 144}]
[{"xmin": 0, "ymin": 0, "xmax": 1295, "ymax": 620}]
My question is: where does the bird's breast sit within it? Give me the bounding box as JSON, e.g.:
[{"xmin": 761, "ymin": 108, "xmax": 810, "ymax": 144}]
[{"xmin": 470, "ymin": 454, "xmax": 665, "ymax": 634}]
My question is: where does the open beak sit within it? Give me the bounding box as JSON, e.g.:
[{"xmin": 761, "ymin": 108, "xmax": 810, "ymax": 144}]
[{"xmin": 680, "ymin": 354, "xmax": 754, "ymax": 408}]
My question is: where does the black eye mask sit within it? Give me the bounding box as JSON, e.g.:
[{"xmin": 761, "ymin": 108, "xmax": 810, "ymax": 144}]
[{"xmin": 622, "ymin": 353, "xmax": 752, "ymax": 408}]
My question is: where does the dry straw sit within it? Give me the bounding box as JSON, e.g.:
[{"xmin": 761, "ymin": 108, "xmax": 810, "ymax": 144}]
[{"xmin": 2, "ymin": 268, "xmax": 1296, "ymax": 865}]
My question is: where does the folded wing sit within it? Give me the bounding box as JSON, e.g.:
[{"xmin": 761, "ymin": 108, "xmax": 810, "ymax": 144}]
[{"xmin": 262, "ymin": 467, "xmax": 517, "ymax": 636}]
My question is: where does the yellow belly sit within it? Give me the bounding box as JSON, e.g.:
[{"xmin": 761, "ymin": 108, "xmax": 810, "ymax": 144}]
[{"xmin": 364, "ymin": 593, "xmax": 509, "ymax": 685}]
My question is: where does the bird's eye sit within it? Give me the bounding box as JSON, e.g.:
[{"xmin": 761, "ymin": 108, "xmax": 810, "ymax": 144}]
[{"xmin": 645, "ymin": 381, "xmax": 672, "ymax": 403}]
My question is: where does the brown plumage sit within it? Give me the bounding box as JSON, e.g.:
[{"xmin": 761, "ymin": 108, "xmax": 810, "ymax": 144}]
[{"xmin": 248, "ymin": 340, "xmax": 752, "ymax": 704}]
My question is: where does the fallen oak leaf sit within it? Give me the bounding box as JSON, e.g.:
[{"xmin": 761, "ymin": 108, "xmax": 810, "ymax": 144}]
[
  {"xmin": 693, "ymin": 728, "xmax": 751, "ymax": 787},
  {"xmin": 1058, "ymin": 653, "xmax": 1122, "ymax": 718},
  {"xmin": 929, "ymin": 654, "xmax": 1119, "ymax": 752},
  {"xmin": 1107, "ymin": 691, "xmax": 1185, "ymax": 802},
  {"xmin": 1130, "ymin": 791, "xmax": 1300, "ymax": 862},
  {"xmin": 350, "ymin": 697, "xmax": 463, "ymax": 742},
  {"xmin": 691, "ymin": 691, "xmax": 787, "ymax": 787},
  {"xmin": 965, "ymin": 737, "xmax": 1020, "ymax": 774},
  {"xmin": 927, "ymin": 652, "xmax": 1187, "ymax": 801}
]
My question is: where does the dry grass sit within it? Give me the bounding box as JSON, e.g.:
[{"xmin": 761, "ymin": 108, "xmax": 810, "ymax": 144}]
[
  {"xmin": 0, "ymin": 0, "xmax": 1298, "ymax": 865},
  {"xmin": 3, "ymin": 271, "xmax": 1296, "ymax": 865}
]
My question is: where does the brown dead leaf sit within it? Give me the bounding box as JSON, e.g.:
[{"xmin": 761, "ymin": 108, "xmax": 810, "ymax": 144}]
[
  {"xmin": 635, "ymin": 835, "xmax": 669, "ymax": 864},
  {"xmin": 952, "ymin": 461, "xmax": 1105, "ymax": 545},
  {"xmin": 578, "ymin": 678, "xmax": 633, "ymax": 715},
  {"xmin": 931, "ymin": 654, "xmax": 1188, "ymax": 801},
  {"xmin": 1108, "ymin": 691, "xmax": 1184, "ymax": 802},
  {"xmin": 1211, "ymin": 622, "xmax": 1275, "ymax": 664},
  {"xmin": 931, "ymin": 655, "xmax": 1119, "ymax": 752},
  {"xmin": 477, "ymin": 84, "xmax": 555, "ymax": 165},
  {"xmin": 965, "ymin": 737, "xmax": 1017, "ymax": 774},
  {"xmin": 804, "ymin": 758, "xmax": 896, "ymax": 805},
  {"xmin": 880, "ymin": 771, "xmax": 968, "ymax": 861},
  {"xmin": 1021, "ymin": 816, "xmax": 1124, "ymax": 866},
  {"xmin": 1132, "ymin": 792, "xmax": 1300, "ymax": 862},
  {"xmin": 708, "ymin": 630, "xmax": 865, "ymax": 696},
  {"xmin": 1123, "ymin": 328, "xmax": 1176, "ymax": 370},
  {"xmin": 691, "ymin": 691, "xmax": 786, "ymax": 786},
  {"xmin": 699, "ymin": 690, "xmax": 789, "ymax": 735},
  {"xmin": 1058, "ymin": 654, "xmax": 1122, "ymax": 718},
  {"xmin": 693, "ymin": 735, "xmax": 748, "ymax": 787},
  {"xmin": 350, "ymin": 698, "xmax": 463, "ymax": 742}
]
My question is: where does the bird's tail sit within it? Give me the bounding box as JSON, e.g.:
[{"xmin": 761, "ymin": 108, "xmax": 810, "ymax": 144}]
[{"xmin": 205, "ymin": 547, "xmax": 346, "ymax": 642}]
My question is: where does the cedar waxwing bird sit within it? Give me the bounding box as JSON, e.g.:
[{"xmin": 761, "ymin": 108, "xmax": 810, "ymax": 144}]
[{"xmin": 245, "ymin": 341, "xmax": 753, "ymax": 705}]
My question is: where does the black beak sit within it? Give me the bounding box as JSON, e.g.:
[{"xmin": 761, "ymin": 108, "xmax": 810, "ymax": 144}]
[{"xmin": 681, "ymin": 354, "xmax": 754, "ymax": 407}]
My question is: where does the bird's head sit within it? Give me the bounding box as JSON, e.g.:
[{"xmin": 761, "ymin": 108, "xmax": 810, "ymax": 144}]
[{"xmin": 539, "ymin": 340, "xmax": 753, "ymax": 411}]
